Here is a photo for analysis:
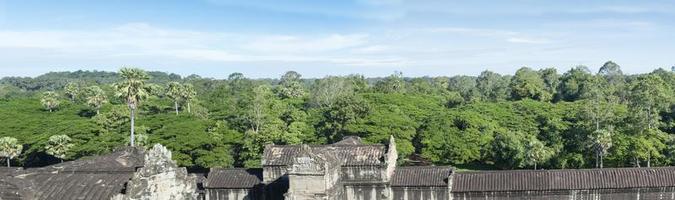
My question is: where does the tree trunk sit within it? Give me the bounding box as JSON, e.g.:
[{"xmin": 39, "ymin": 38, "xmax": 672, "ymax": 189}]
[
  {"xmin": 534, "ymin": 163, "xmax": 537, "ymax": 170},
  {"xmin": 595, "ymin": 153, "xmax": 599, "ymax": 168},
  {"xmin": 187, "ymin": 102, "xmax": 191, "ymax": 113},
  {"xmin": 60, "ymin": 159, "xmax": 63, "ymax": 163},
  {"xmin": 647, "ymin": 154, "xmax": 651, "ymax": 168},
  {"xmin": 600, "ymin": 154, "xmax": 604, "ymax": 168},
  {"xmin": 96, "ymin": 109, "xmax": 100, "ymax": 115},
  {"xmin": 174, "ymin": 101, "xmax": 179, "ymax": 115},
  {"xmin": 6, "ymin": 158, "xmax": 9, "ymax": 167},
  {"xmin": 130, "ymin": 108, "xmax": 136, "ymax": 146}
]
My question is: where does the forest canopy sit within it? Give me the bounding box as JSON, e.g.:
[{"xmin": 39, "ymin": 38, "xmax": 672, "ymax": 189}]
[{"xmin": 0, "ymin": 63, "xmax": 673, "ymax": 171}]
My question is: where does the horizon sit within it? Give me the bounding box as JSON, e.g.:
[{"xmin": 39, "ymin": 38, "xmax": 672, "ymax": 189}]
[
  {"xmin": 0, "ymin": 64, "xmax": 673, "ymax": 80},
  {"xmin": 1, "ymin": 1, "xmax": 674, "ymax": 78}
]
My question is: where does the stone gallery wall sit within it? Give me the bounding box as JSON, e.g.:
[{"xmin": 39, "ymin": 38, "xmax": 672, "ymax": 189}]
[{"xmin": 451, "ymin": 187, "xmax": 675, "ymax": 200}]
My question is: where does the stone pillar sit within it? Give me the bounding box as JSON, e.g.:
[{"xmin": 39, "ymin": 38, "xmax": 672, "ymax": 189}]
[{"xmin": 111, "ymin": 144, "xmax": 198, "ymax": 200}]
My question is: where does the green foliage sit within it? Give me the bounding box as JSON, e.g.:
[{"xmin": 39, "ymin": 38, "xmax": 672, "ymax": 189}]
[
  {"xmin": 64, "ymin": 82, "xmax": 80, "ymax": 102},
  {"xmin": 0, "ymin": 65, "xmax": 673, "ymax": 171},
  {"xmin": 0, "ymin": 137, "xmax": 23, "ymax": 167},
  {"xmin": 558, "ymin": 66, "xmax": 594, "ymax": 101},
  {"xmin": 40, "ymin": 91, "xmax": 60, "ymax": 112},
  {"xmin": 509, "ymin": 67, "xmax": 551, "ymax": 101},
  {"xmin": 85, "ymin": 86, "xmax": 108, "ymax": 115},
  {"xmin": 45, "ymin": 135, "xmax": 74, "ymax": 161},
  {"xmin": 375, "ymin": 71, "xmax": 405, "ymax": 93},
  {"xmin": 277, "ymin": 71, "xmax": 306, "ymax": 99}
]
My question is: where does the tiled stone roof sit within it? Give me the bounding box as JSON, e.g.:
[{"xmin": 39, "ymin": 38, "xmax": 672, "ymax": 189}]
[
  {"xmin": 41, "ymin": 147, "xmax": 144, "ymax": 173},
  {"xmin": 391, "ymin": 166, "xmax": 452, "ymax": 187},
  {"xmin": 452, "ymin": 167, "xmax": 675, "ymax": 192},
  {"xmin": 1, "ymin": 147, "xmax": 144, "ymax": 200},
  {"xmin": 205, "ymin": 168, "xmax": 263, "ymax": 189},
  {"xmin": 263, "ymin": 137, "xmax": 386, "ymax": 166},
  {"xmin": 22, "ymin": 172, "xmax": 132, "ymax": 199}
]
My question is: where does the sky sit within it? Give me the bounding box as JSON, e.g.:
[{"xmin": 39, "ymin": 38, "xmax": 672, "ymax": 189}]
[{"xmin": 0, "ymin": 0, "xmax": 674, "ymax": 78}]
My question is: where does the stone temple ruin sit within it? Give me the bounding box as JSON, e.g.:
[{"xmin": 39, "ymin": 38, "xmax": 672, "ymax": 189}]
[{"xmin": 2, "ymin": 136, "xmax": 675, "ymax": 199}]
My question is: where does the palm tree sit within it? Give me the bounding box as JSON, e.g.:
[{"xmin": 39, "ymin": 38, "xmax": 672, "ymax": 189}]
[
  {"xmin": 40, "ymin": 91, "xmax": 60, "ymax": 112},
  {"xmin": 45, "ymin": 135, "xmax": 73, "ymax": 163},
  {"xmin": 524, "ymin": 138, "xmax": 552, "ymax": 170},
  {"xmin": 85, "ymin": 86, "xmax": 108, "ymax": 115},
  {"xmin": 166, "ymin": 82, "xmax": 183, "ymax": 115},
  {"xmin": 64, "ymin": 82, "xmax": 79, "ymax": 102},
  {"xmin": 114, "ymin": 68, "xmax": 151, "ymax": 146},
  {"xmin": 589, "ymin": 129, "xmax": 613, "ymax": 168},
  {"xmin": 0, "ymin": 137, "xmax": 22, "ymax": 167},
  {"xmin": 181, "ymin": 84, "xmax": 197, "ymax": 113}
]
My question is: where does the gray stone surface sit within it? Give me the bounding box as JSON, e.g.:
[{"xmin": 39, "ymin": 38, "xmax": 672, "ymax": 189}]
[{"xmin": 112, "ymin": 144, "xmax": 198, "ymax": 200}]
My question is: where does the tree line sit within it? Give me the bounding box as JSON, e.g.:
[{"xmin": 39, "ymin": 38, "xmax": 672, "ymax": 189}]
[{"xmin": 0, "ymin": 62, "xmax": 673, "ymax": 170}]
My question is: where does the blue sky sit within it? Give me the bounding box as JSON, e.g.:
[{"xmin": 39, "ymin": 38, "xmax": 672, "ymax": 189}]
[{"xmin": 0, "ymin": 0, "xmax": 674, "ymax": 78}]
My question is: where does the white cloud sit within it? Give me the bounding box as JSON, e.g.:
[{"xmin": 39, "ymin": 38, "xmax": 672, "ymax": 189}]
[
  {"xmin": 507, "ymin": 37, "xmax": 551, "ymax": 44},
  {"xmin": 243, "ymin": 34, "xmax": 369, "ymax": 53},
  {"xmin": 0, "ymin": 23, "xmax": 403, "ymax": 68}
]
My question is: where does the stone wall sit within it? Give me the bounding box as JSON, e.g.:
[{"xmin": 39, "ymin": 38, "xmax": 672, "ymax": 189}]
[
  {"xmin": 451, "ymin": 187, "xmax": 675, "ymax": 200},
  {"xmin": 111, "ymin": 144, "xmax": 199, "ymax": 200},
  {"xmin": 391, "ymin": 187, "xmax": 448, "ymax": 200},
  {"xmin": 206, "ymin": 188, "xmax": 263, "ymax": 200},
  {"xmin": 344, "ymin": 184, "xmax": 390, "ymax": 200}
]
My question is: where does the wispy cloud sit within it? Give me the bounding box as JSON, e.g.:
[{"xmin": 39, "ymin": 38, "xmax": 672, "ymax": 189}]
[{"xmin": 0, "ymin": 23, "xmax": 400, "ymax": 67}]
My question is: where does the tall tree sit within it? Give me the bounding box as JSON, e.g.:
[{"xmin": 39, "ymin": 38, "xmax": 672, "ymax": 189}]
[
  {"xmin": 181, "ymin": 84, "xmax": 197, "ymax": 113},
  {"xmin": 476, "ymin": 70, "xmax": 508, "ymax": 101},
  {"xmin": 524, "ymin": 137, "xmax": 553, "ymax": 170},
  {"xmin": 490, "ymin": 131, "xmax": 526, "ymax": 169},
  {"xmin": 45, "ymin": 135, "xmax": 73, "ymax": 163},
  {"xmin": 166, "ymin": 82, "xmax": 183, "ymax": 115},
  {"xmin": 0, "ymin": 137, "xmax": 22, "ymax": 167},
  {"xmin": 249, "ymin": 85, "xmax": 274, "ymax": 134},
  {"xmin": 588, "ymin": 129, "xmax": 613, "ymax": 168},
  {"xmin": 539, "ymin": 68, "xmax": 560, "ymax": 95},
  {"xmin": 509, "ymin": 67, "xmax": 551, "ymax": 101},
  {"xmin": 310, "ymin": 76, "xmax": 354, "ymax": 109},
  {"xmin": 629, "ymin": 74, "xmax": 673, "ymax": 131},
  {"xmin": 448, "ymin": 75, "xmax": 478, "ymax": 101},
  {"xmin": 375, "ymin": 71, "xmax": 405, "ymax": 93},
  {"xmin": 558, "ymin": 66, "xmax": 594, "ymax": 101},
  {"xmin": 40, "ymin": 91, "xmax": 60, "ymax": 112},
  {"xmin": 278, "ymin": 71, "xmax": 305, "ymax": 99},
  {"xmin": 598, "ymin": 61, "xmax": 626, "ymax": 101},
  {"xmin": 582, "ymin": 76, "xmax": 616, "ymax": 131},
  {"xmin": 627, "ymin": 74, "xmax": 672, "ymax": 167},
  {"xmin": 85, "ymin": 86, "xmax": 107, "ymax": 115},
  {"xmin": 114, "ymin": 68, "xmax": 151, "ymax": 146},
  {"xmin": 63, "ymin": 82, "xmax": 79, "ymax": 102}
]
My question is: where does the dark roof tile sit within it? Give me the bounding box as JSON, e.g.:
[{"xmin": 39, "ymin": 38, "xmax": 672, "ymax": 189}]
[
  {"xmin": 263, "ymin": 145, "xmax": 385, "ymax": 166},
  {"xmin": 205, "ymin": 168, "xmax": 263, "ymax": 189},
  {"xmin": 391, "ymin": 166, "xmax": 452, "ymax": 187},
  {"xmin": 452, "ymin": 167, "xmax": 675, "ymax": 192}
]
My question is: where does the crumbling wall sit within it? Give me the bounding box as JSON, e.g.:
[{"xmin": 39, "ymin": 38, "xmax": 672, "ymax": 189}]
[{"xmin": 112, "ymin": 144, "xmax": 199, "ymax": 200}]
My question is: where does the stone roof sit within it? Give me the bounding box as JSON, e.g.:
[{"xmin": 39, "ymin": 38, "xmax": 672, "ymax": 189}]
[
  {"xmin": 452, "ymin": 167, "xmax": 675, "ymax": 192},
  {"xmin": 391, "ymin": 166, "xmax": 452, "ymax": 187},
  {"xmin": 205, "ymin": 168, "xmax": 263, "ymax": 189},
  {"xmin": 1, "ymin": 147, "xmax": 145, "ymax": 200},
  {"xmin": 263, "ymin": 137, "xmax": 386, "ymax": 166},
  {"xmin": 0, "ymin": 176, "xmax": 24, "ymax": 200},
  {"xmin": 39, "ymin": 147, "xmax": 144, "ymax": 173},
  {"xmin": 20, "ymin": 172, "xmax": 132, "ymax": 199}
]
